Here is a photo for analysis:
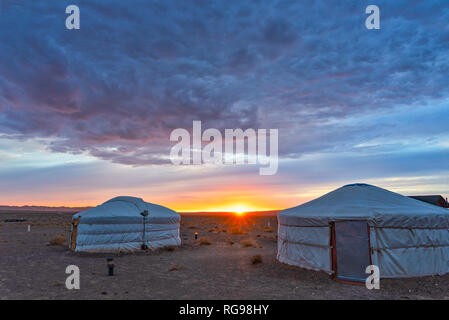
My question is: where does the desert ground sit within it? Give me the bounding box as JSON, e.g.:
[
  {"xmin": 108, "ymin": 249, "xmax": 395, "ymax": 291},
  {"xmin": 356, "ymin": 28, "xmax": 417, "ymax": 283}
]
[{"xmin": 0, "ymin": 211, "xmax": 448, "ymax": 300}]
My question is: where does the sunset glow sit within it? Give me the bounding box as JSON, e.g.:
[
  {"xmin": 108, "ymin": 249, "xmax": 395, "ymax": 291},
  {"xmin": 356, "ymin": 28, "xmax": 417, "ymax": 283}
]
[
  {"xmin": 228, "ymin": 205, "xmax": 252, "ymax": 215},
  {"xmin": 0, "ymin": 2, "xmax": 448, "ymax": 211}
]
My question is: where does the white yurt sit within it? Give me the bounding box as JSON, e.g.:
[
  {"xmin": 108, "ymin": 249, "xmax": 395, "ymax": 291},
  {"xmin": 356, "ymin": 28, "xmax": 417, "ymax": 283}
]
[
  {"xmin": 278, "ymin": 183, "xmax": 449, "ymax": 282},
  {"xmin": 70, "ymin": 196, "xmax": 181, "ymax": 252}
]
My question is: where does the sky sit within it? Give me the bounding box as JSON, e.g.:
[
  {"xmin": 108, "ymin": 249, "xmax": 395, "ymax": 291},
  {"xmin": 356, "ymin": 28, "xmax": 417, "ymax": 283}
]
[{"xmin": 0, "ymin": 1, "xmax": 448, "ymax": 211}]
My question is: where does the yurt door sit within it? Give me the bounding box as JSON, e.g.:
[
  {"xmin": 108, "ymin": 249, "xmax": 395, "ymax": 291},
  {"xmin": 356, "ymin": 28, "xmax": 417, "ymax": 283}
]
[{"xmin": 334, "ymin": 221, "xmax": 370, "ymax": 283}]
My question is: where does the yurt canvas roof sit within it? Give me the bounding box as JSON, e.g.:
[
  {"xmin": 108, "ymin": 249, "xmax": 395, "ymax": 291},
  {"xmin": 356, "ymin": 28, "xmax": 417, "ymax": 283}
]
[
  {"xmin": 73, "ymin": 196, "xmax": 179, "ymax": 223},
  {"xmin": 279, "ymin": 184, "xmax": 449, "ymax": 228}
]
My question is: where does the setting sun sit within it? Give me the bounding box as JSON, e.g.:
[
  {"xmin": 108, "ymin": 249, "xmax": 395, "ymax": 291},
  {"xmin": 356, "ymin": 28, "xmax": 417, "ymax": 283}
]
[{"xmin": 227, "ymin": 205, "xmax": 252, "ymax": 215}]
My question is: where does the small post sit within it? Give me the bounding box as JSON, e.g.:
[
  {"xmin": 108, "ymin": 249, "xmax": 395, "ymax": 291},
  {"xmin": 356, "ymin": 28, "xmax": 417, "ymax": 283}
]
[
  {"xmin": 141, "ymin": 210, "xmax": 149, "ymax": 250},
  {"xmin": 107, "ymin": 258, "xmax": 114, "ymax": 276},
  {"xmin": 27, "ymin": 225, "xmax": 30, "ymax": 232}
]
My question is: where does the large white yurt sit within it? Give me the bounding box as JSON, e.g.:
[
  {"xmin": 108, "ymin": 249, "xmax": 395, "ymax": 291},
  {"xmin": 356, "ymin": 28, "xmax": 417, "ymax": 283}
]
[
  {"xmin": 277, "ymin": 184, "xmax": 449, "ymax": 282},
  {"xmin": 70, "ymin": 196, "xmax": 181, "ymax": 252}
]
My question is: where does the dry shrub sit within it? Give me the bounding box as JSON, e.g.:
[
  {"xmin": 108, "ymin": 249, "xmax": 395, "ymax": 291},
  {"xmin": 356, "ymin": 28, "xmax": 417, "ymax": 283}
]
[
  {"xmin": 262, "ymin": 226, "xmax": 274, "ymax": 233},
  {"xmin": 168, "ymin": 265, "xmax": 182, "ymax": 272},
  {"xmin": 250, "ymin": 254, "xmax": 263, "ymax": 265},
  {"xmin": 208, "ymin": 226, "xmax": 223, "ymax": 234},
  {"xmin": 241, "ymin": 238, "xmax": 259, "ymax": 248},
  {"xmin": 0, "ymin": 236, "xmax": 7, "ymax": 243},
  {"xmin": 228, "ymin": 226, "xmax": 247, "ymax": 235},
  {"xmin": 48, "ymin": 234, "xmax": 66, "ymax": 246},
  {"xmin": 196, "ymin": 237, "xmax": 212, "ymax": 245},
  {"xmin": 164, "ymin": 246, "xmax": 177, "ymax": 252},
  {"xmin": 188, "ymin": 226, "xmax": 196, "ymax": 229},
  {"xmin": 227, "ymin": 240, "xmax": 234, "ymax": 246}
]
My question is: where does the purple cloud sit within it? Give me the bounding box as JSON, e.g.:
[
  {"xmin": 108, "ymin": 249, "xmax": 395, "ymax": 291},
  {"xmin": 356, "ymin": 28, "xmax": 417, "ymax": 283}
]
[{"xmin": 0, "ymin": 0, "xmax": 448, "ymax": 168}]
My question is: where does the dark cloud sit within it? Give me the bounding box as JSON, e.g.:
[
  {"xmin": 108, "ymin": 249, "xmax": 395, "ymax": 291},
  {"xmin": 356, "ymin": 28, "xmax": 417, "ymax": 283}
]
[{"xmin": 0, "ymin": 0, "xmax": 448, "ymax": 166}]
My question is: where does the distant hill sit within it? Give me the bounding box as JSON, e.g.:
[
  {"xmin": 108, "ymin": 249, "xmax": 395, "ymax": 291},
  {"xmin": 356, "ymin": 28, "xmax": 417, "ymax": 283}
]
[{"xmin": 0, "ymin": 205, "xmax": 91, "ymax": 213}]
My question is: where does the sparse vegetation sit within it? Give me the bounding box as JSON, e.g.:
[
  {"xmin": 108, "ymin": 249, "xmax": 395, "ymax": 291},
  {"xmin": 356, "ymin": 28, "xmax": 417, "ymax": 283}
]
[
  {"xmin": 208, "ymin": 226, "xmax": 224, "ymax": 234},
  {"xmin": 168, "ymin": 265, "xmax": 182, "ymax": 272},
  {"xmin": 241, "ymin": 238, "xmax": 259, "ymax": 248},
  {"xmin": 1, "ymin": 213, "xmax": 448, "ymax": 300},
  {"xmin": 228, "ymin": 226, "xmax": 247, "ymax": 235},
  {"xmin": 196, "ymin": 237, "xmax": 212, "ymax": 245},
  {"xmin": 48, "ymin": 234, "xmax": 66, "ymax": 246},
  {"xmin": 250, "ymin": 254, "xmax": 263, "ymax": 265}
]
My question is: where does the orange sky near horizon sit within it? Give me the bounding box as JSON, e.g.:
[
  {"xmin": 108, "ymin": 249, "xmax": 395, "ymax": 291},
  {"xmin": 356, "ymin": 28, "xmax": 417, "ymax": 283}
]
[
  {"xmin": 3, "ymin": 178, "xmax": 447, "ymax": 212},
  {"xmin": 1, "ymin": 142, "xmax": 448, "ymax": 212},
  {"xmin": 0, "ymin": 179, "xmax": 322, "ymax": 212},
  {"xmin": 0, "ymin": 189, "xmax": 296, "ymax": 212}
]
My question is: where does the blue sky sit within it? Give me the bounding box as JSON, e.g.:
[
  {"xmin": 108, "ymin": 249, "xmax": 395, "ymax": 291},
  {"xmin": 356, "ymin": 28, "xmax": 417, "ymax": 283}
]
[{"xmin": 0, "ymin": 1, "xmax": 448, "ymax": 209}]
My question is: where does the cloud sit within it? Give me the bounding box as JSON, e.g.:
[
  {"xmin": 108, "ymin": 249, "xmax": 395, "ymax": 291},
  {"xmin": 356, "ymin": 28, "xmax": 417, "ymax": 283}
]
[{"xmin": 0, "ymin": 0, "xmax": 448, "ymax": 168}]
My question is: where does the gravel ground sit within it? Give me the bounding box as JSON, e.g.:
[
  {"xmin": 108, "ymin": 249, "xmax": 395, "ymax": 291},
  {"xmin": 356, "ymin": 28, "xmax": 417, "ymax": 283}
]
[{"xmin": 0, "ymin": 211, "xmax": 448, "ymax": 300}]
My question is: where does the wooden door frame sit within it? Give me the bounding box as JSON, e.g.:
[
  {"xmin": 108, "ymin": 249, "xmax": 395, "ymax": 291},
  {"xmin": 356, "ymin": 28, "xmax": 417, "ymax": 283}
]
[{"xmin": 330, "ymin": 221, "xmax": 372, "ymax": 286}]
